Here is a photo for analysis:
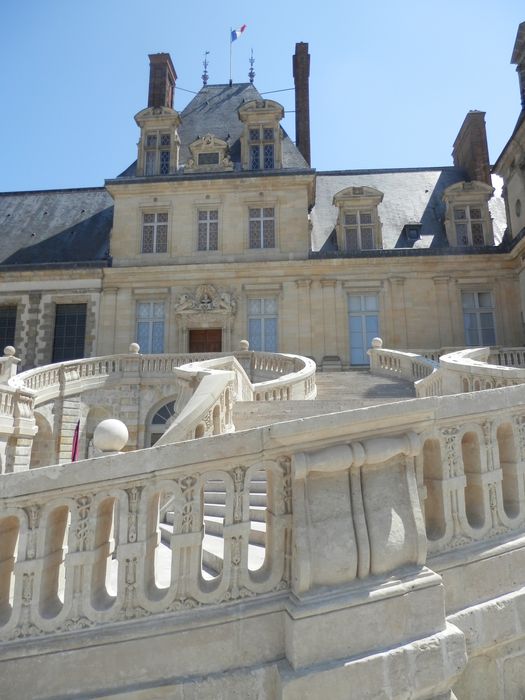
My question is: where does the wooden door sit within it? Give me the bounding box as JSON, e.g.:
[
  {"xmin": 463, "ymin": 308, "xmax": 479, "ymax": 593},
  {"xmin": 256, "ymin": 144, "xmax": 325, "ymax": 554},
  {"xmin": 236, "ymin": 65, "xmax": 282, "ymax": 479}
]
[{"xmin": 189, "ymin": 328, "xmax": 222, "ymax": 352}]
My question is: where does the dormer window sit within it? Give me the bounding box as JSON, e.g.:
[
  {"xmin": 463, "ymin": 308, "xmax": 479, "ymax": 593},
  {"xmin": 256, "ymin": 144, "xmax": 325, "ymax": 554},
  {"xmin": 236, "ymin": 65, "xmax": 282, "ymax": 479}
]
[
  {"xmin": 453, "ymin": 206, "xmax": 484, "ymax": 246},
  {"xmin": 443, "ymin": 181, "xmax": 495, "ymax": 248},
  {"xmin": 145, "ymin": 132, "xmax": 171, "ymax": 175},
  {"xmin": 344, "ymin": 211, "xmax": 374, "ymax": 250},
  {"xmin": 134, "ymin": 105, "xmax": 181, "ymax": 177},
  {"xmin": 238, "ymin": 99, "xmax": 284, "ymax": 170},
  {"xmin": 333, "ymin": 186, "xmax": 384, "ymax": 252},
  {"xmin": 249, "ymin": 127, "xmax": 275, "ymax": 169}
]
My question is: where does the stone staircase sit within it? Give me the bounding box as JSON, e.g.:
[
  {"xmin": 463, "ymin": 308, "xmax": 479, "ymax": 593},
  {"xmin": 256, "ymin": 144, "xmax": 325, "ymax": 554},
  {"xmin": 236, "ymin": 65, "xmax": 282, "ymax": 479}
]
[
  {"xmin": 159, "ymin": 370, "xmax": 415, "ymax": 574},
  {"xmin": 160, "ymin": 471, "xmax": 268, "ymax": 578}
]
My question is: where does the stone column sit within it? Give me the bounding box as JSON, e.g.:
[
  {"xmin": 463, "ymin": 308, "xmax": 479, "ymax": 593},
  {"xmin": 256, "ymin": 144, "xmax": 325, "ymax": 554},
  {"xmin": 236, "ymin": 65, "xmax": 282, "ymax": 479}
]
[
  {"xmin": 98, "ymin": 287, "xmax": 118, "ymax": 355},
  {"xmin": 321, "ymin": 279, "xmax": 337, "ymax": 359},
  {"xmin": 295, "ymin": 279, "xmax": 312, "ymax": 357},
  {"xmin": 433, "ymin": 277, "xmax": 454, "ymax": 348},
  {"xmin": 389, "ymin": 277, "xmax": 408, "ymax": 349}
]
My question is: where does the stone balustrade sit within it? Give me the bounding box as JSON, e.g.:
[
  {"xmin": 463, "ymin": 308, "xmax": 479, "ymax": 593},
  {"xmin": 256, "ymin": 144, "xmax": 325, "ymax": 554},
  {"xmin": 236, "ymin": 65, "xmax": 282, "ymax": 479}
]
[
  {"xmin": 3, "ymin": 348, "xmax": 525, "ymax": 696},
  {"xmin": 369, "ymin": 341, "xmax": 525, "ymax": 398},
  {"xmin": 1, "ymin": 385, "xmax": 524, "ymax": 641},
  {"xmin": 367, "ymin": 338, "xmax": 437, "ymax": 383},
  {"xmin": 0, "ymin": 347, "xmax": 317, "ymax": 474}
]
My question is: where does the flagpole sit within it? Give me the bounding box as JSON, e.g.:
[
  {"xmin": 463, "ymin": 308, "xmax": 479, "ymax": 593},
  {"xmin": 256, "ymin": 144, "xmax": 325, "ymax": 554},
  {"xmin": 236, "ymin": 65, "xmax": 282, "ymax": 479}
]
[{"xmin": 229, "ymin": 27, "xmax": 232, "ymax": 86}]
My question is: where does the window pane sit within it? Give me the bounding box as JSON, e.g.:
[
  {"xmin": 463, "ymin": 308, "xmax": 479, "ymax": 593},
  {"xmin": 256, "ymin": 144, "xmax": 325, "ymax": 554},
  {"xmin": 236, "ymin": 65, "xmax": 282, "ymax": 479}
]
[
  {"xmin": 0, "ymin": 306, "xmax": 17, "ymax": 349},
  {"xmin": 454, "ymin": 208, "xmax": 466, "ymax": 220},
  {"xmin": 462, "ymin": 292, "xmax": 475, "ymax": 310},
  {"xmin": 472, "ymin": 223, "xmax": 484, "ymax": 246},
  {"xmin": 153, "ymin": 303, "xmax": 164, "ymax": 318},
  {"xmin": 151, "ymin": 322, "xmax": 164, "ymax": 353},
  {"xmin": 348, "ymin": 295, "xmax": 362, "ymax": 312},
  {"xmin": 346, "ymin": 229, "xmax": 358, "ymax": 251},
  {"xmin": 145, "ymin": 151, "xmax": 156, "ymax": 176},
  {"xmin": 160, "ymin": 133, "xmax": 171, "ymax": 146},
  {"xmin": 364, "ymin": 295, "xmax": 379, "ymax": 311},
  {"xmin": 209, "ymin": 222, "xmax": 218, "ymax": 250},
  {"xmin": 249, "ymin": 129, "xmax": 259, "ymax": 142},
  {"xmin": 349, "ymin": 316, "xmax": 362, "ymax": 332},
  {"xmin": 263, "ymin": 219, "xmax": 275, "ymax": 248},
  {"xmin": 264, "ymin": 317, "xmax": 278, "ymax": 351},
  {"xmin": 263, "ymin": 128, "xmax": 273, "ymax": 140},
  {"xmin": 345, "ymin": 213, "xmax": 357, "ymax": 225},
  {"xmin": 248, "ymin": 318, "xmax": 262, "ymax": 350},
  {"xmin": 248, "ymin": 299, "xmax": 261, "ymax": 315},
  {"xmin": 263, "ymin": 144, "xmax": 274, "ymax": 169},
  {"xmin": 470, "ymin": 208, "xmax": 482, "ymax": 220},
  {"xmin": 361, "ymin": 228, "xmax": 374, "ymax": 249},
  {"xmin": 156, "ymin": 225, "xmax": 167, "ymax": 253},
  {"xmin": 360, "ymin": 212, "xmax": 372, "ymax": 225},
  {"xmin": 250, "ymin": 146, "xmax": 260, "ymax": 169},
  {"xmin": 52, "ymin": 304, "xmax": 86, "ymax": 362},
  {"xmin": 478, "ymin": 292, "xmax": 492, "ymax": 308},
  {"xmin": 160, "ymin": 151, "xmax": 170, "ymax": 175},
  {"xmin": 264, "ymin": 298, "xmax": 278, "ymax": 314},
  {"xmin": 146, "ymin": 135, "xmax": 157, "ymax": 147}
]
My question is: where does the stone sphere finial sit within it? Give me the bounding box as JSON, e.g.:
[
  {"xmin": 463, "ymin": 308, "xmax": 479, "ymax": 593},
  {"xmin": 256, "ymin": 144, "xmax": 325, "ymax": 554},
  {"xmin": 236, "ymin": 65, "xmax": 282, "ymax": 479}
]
[
  {"xmin": 371, "ymin": 337, "xmax": 383, "ymax": 349},
  {"xmin": 3, "ymin": 346, "xmax": 16, "ymax": 357},
  {"xmin": 93, "ymin": 419, "xmax": 129, "ymax": 453},
  {"xmin": 239, "ymin": 339, "xmax": 249, "ymax": 351},
  {"xmin": 129, "ymin": 342, "xmax": 140, "ymax": 354}
]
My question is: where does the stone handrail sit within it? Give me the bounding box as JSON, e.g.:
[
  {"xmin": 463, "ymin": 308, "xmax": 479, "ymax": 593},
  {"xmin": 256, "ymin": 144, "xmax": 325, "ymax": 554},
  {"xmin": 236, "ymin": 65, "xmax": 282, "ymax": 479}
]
[
  {"xmin": 367, "ymin": 341, "xmax": 437, "ymax": 383},
  {"xmin": 10, "ymin": 350, "xmax": 316, "ymax": 406},
  {"xmin": 415, "ymin": 347, "xmax": 525, "ymax": 397},
  {"xmin": 1, "ymin": 381, "xmax": 525, "ymax": 648},
  {"xmin": 490, "ymin": 346, "xmax": 525, "ymax": 368},
  {"xmin": 155, "ymin": 357, "xmax": 248, "ymax": 444}
]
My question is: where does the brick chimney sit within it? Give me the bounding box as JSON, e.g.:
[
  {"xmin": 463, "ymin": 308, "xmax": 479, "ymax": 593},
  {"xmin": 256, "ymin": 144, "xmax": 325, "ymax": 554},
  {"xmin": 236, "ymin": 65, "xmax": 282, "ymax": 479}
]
[
  {"xmin": 511, "ymin": 22, "xmax": 525, "ymax": 111},
  {"xmin": 452, "ymin": 111, "xmax": 491, "ymax": 185},
  {"xmin": 148, "ymin": 53, "xmax": 177, "ymax": 109},
  {"xmin": 293, "ymin": 42, "xmax": 311, "ymax": 166}
]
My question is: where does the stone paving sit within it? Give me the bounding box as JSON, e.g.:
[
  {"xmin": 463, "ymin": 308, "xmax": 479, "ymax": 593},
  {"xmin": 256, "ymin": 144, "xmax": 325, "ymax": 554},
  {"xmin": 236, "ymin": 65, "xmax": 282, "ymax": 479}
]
[{"xmin": 233, "ymin": 369, "xmax": 415, "ymax": 431}]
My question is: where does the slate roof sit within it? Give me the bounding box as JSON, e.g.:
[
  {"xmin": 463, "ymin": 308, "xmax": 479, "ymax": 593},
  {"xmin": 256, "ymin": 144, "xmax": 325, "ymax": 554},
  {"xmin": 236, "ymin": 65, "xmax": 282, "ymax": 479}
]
[
  {"xmin": 0, "ymin": 188, "xmax": 113, "ymax": 266},
  {"xmin": 310, "ymin": 168, "xmax": 508, "ymax": 253},
  {"xmin": 117, "ymin": 82, "xmax": 309, "ymax": 178}
]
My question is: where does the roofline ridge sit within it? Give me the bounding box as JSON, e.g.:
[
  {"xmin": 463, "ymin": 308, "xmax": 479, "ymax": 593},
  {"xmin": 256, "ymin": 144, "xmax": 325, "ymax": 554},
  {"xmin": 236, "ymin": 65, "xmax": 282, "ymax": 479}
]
[
  {"xmin": 316, "ymin": 166, "xmax": 464, "ymax": 176},
  {"xmin": 0, "ymin": 186, "xmax": 108, "ymax": 197}
]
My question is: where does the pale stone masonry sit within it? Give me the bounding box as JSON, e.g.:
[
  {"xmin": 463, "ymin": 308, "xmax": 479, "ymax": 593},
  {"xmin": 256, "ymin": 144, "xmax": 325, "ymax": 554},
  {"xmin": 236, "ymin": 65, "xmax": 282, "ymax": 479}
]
[{"xmin": 2, "ymin": 18, "xmax": 525, "ymax": 700}]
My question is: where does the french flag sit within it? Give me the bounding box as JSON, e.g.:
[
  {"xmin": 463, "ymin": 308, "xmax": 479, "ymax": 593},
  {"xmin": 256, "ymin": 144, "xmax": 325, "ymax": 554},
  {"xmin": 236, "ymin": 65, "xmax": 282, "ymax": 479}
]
[{"xmin": 231, "ymin": 24, "xmax": 247, "ymax": 42}]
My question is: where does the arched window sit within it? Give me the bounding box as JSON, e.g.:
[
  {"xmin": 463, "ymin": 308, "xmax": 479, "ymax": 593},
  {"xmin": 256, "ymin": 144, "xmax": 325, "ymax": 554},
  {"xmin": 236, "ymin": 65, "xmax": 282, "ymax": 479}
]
[{"xmin": 149, "ymin": 400, "xmax": 177, "ymax": 446}]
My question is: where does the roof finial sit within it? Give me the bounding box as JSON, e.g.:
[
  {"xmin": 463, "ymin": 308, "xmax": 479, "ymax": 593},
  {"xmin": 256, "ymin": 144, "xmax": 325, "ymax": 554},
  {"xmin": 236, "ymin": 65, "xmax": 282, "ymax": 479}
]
[
  {"xmin": 248, "ymin": 49, "xmax": 255, "ymax": 84},
  {"xmin": 202, "ymin": 51, "xmax": 210, "ymax": 86}
]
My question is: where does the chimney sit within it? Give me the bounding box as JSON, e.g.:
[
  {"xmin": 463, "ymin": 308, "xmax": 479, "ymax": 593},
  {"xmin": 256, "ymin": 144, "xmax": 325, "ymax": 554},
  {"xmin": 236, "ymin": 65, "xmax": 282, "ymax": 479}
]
[
  {"xmin": 148, "ymin": 53, "xmax": 177, "ymax": 109},
  {"xmin": 452, "ymin": 111, "xmax": 491, "ymax": 185},
  {"xmin": 511, "ymin": 22, "xmax": 525, "ymax": 111},
  {"xmin": 293, "ymin": 42, "xmax": 311, "ymax": 166}
]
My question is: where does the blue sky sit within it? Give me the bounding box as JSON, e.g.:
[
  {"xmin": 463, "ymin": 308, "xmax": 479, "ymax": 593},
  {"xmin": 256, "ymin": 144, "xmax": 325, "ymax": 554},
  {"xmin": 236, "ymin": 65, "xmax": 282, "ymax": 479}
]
[{"xmin": 0, "ymin": 1, "xmax": 523, "ymax": 191}]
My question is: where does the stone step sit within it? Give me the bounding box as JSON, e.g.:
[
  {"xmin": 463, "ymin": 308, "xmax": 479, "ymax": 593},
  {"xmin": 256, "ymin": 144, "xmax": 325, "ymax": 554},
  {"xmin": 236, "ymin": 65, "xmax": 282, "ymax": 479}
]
[
  {"xmin": 203, "ymin": 479, "xmax": 267, "ymax": 494},
  {"xmin": 204, "ymin": 515, "xmax": 266, "ymax": 545},
  {"xmin": 233, "ymin": 370, "xmax": 415, "ymax": 431},
  {"xmin": 159, "ymin": 523, "xmax": 265, "ymax": 577}
]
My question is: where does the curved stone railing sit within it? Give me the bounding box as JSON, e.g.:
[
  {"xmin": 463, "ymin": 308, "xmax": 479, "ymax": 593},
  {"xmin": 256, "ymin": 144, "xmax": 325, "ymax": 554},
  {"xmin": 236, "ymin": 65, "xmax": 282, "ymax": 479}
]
[
  {"xmin": 155, "ymin": 357, "xmax": 245, "ymax": 444},
  {"xmin": 9, "ymin": 349, "xmax": 316, "ymax": 405},
  {"xmin": 369, "ymin": 341, "xmax": 525, "ymax": 398},
  {"xmin": 367, "ymin": 339, "xmax": 437, "ymax": 383},
  {"xmin": 414, "ymin": 347, "xmax": 525, "ymax": 397},
  {"xmin": 3, "ymin": 378, "xmax": 525, "ymax": 699}
]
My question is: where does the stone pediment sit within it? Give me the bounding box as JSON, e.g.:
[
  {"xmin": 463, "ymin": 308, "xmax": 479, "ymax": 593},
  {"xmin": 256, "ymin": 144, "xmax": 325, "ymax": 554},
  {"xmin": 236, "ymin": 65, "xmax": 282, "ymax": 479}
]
[{"xmin": 174, "ymin": 285, "xmax": 237, "ymax": 317}]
